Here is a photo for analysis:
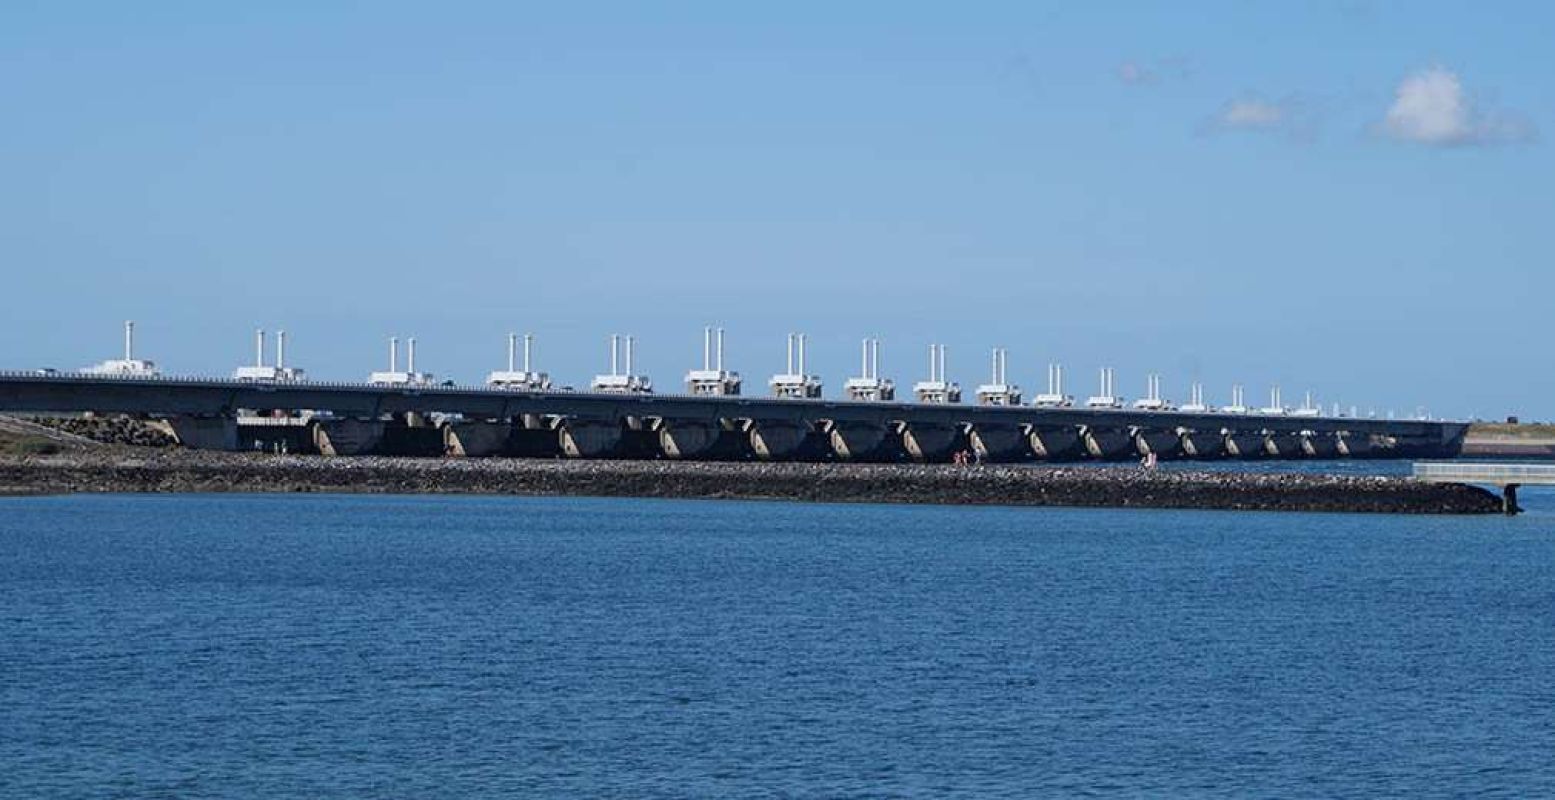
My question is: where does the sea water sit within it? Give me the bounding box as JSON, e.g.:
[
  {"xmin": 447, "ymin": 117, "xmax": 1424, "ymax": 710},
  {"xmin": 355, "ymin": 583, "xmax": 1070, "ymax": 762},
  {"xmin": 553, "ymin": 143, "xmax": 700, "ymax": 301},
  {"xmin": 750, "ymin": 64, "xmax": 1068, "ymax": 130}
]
[{"xmin": 2, "ymin": 490, "xmax": 1552, "ymax": 797}]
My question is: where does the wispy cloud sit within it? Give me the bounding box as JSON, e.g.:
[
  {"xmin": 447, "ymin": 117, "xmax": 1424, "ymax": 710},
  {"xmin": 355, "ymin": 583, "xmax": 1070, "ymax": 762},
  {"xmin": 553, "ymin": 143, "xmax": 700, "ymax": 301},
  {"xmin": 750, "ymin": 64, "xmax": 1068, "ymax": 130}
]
[
  {"xmin": 1219, "ymin": 99, "xmax": 1287, "ymax": 129},
  {"xmin": 1202, "ymin": 95, "xmax": 1319, "ymax": 142},
  {"xmin": 1379, "ymin": 66, "xmax": 1535, "ymax": 146},
  {"xmin": 1115, "ymin": 56, "xmax": 1191, "ymax": 87}
]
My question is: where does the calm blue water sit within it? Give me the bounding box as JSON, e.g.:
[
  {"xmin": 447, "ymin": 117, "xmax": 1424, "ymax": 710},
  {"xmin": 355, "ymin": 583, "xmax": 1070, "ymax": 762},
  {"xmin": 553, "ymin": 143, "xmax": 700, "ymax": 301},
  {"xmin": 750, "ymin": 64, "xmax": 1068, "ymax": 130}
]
[{"xmin": 3, "ymin": 491, "xmax": 1554, "ymax": 797}]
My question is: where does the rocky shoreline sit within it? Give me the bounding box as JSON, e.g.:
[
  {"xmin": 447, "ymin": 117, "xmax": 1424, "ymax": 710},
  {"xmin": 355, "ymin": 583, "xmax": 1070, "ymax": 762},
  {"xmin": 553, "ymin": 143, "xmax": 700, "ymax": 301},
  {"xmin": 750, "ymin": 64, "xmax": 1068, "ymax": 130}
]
[{"xmin": 0, "ymin": 450, "xmax": 1503, "ymax": 514}]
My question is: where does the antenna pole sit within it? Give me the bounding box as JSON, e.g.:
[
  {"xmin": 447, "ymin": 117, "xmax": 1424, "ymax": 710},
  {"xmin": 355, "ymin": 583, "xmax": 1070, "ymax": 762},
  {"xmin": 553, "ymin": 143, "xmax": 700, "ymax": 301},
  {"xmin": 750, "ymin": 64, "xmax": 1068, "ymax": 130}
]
[
  {"xmin": 407, "ymin": 337, "xmax": 417, "ymax": 374},
  {"xmin": 277, "ymin": 330, "xmax": 286, "ymax": 369},
  {"xmin": 389, "ymin": 337, "xmax": 398, "ymax": 372},
  {"xmin": 256, "ymin": 328, "xmax": 265, "ymax": 368},
  {"xmin": 124, "ymin": 320, "xmax": 134, "ymax": 361},
  {"xmin": 524, "ymin": 334, "xmax": 533, "ymax": 373}
]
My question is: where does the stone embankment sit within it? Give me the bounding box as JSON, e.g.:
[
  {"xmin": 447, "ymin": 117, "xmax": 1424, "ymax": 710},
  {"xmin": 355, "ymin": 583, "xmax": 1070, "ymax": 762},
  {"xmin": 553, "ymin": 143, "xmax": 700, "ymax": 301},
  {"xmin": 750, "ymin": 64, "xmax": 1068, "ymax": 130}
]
[
  {"xmin": 0, "ymin": 451, "xmax": 1502, "ymax": 514},
  {"xmin": 30, "ymin": 416, "xmax": 176, "ymax": 448}
]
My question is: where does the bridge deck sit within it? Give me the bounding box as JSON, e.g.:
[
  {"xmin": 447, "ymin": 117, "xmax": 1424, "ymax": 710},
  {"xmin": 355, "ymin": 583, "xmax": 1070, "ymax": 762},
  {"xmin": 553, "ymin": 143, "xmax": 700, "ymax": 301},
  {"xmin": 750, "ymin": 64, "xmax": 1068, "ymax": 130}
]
[{"xmin": 1414, "ymin": 462, "xmax": 1555, "ymax": 486}]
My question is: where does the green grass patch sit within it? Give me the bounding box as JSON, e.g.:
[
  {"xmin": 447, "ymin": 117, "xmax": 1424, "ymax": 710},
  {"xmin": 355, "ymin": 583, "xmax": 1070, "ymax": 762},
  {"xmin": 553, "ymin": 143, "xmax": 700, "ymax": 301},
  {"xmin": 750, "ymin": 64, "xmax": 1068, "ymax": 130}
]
[{"xmin": 1468, "ymin": 422, "xmax": 1555, "ymax": 439}]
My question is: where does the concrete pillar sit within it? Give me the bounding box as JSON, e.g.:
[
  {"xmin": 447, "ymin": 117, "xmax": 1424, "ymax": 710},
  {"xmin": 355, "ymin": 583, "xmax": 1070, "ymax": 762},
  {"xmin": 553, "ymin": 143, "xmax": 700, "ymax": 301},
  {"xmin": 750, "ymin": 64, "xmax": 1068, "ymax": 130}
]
[
  {"xmin": 1225, "ymin": 431, "xmax": 1266, "ymax": 459},
  {"xmin": 1081, "ymin": 425, "xmax": 1134, "ymax": 460},
  {"xmin": 311, "ymin": 419, "xmax": 386, "ymax": 456},
  {"xmin": 825, "ymin": 420, "xmax": 890, "ymax": 461},
  {"xmin": 1264, "ymin": 432, "xmax": 1302, "ymax": 458},
  {"xmin": 557, "ymin": 418, "xmax": 624, "ymax": 458},
  {"xmin": 442, "ymin": 421, "xmax": 514, "ymax": 457},
  {"xmin": 968, "ymin": 424, "xmax": 1027, "ymax": 463},
  {"xmin": 746, "ymin": 420, "xmax": 810, "ymax": 461},
  {"xmin": 1300, "ymin": 432, "xmax": 1340, "ymax": 458},
  {"xmin": 1504, "ymin": 484, "xmax": 1521, "ymax": 515},
  {"xmin": 657, "ymin": 420, "xmax": 721, "ymax": 460},
  {"xmin": 149, "ymin": 417, "xmax": 239, "ymax": 451},
  {"xmin": 1179, "ymin": 429, "xmax": 1226, "ymax": 459},
  {"xmin": 1132, "ymin": 426, "xmax": 1181, "ymax": 458},
  {"xmin": 899, "ymin": 422, "xmax": 962, "ymax": 462},
  {"xmin": 1028, "ymin": 425, "xmax": 1084, "ymax": 461},
  {"xmin": 1336, "ymin": 432, "xmax": 1373, "ymax": 458}
]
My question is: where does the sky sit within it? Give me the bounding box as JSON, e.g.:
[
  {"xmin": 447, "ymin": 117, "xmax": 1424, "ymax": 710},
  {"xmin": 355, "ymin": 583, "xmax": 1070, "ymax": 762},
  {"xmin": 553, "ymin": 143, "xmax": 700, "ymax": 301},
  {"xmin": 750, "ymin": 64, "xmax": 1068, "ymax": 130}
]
[{"xmin": 2, "ymin": 1, "xmax": 1551, "ymax": 420}]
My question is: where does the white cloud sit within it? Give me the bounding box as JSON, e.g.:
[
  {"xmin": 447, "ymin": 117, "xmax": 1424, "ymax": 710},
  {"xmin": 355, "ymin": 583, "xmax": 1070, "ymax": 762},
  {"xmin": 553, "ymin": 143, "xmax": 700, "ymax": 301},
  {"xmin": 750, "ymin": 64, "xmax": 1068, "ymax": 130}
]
[
  {"xmin": 1219, "ymin": 99, "xmax": 1286, "ymax": 129},
  {"xmin": 1381, "ymin": 66, "xmax": 1534, "ymax": 146},
  {"xmin": 1203, "ymin": 95, "xmax": 1317, "ymax": 141}
]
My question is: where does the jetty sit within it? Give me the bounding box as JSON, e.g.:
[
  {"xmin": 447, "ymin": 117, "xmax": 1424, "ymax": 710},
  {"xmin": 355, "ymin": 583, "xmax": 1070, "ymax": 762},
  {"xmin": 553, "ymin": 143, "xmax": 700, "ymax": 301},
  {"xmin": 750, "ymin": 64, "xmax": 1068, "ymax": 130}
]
[{"xmin": 1414, "ymin": 461, "xmax": 1555, "ymax": 514}]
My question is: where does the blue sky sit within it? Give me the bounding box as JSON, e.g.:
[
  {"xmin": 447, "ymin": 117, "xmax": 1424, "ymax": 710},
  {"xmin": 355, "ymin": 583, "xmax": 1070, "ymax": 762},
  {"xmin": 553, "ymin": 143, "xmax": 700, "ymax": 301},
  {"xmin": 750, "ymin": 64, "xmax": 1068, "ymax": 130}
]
[{"xmin": 2, "ymin": 1, "xmax": 1551, "ymax": 419}]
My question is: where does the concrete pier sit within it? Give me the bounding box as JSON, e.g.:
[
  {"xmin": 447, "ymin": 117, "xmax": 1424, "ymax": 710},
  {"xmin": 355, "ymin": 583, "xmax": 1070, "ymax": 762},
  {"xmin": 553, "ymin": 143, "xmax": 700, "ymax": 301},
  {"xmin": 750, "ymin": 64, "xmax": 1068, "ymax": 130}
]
[
  {"xmin": 556, "ymin": 418, "xmax": 624, "ymax": 458},
  {"xmin": 746, "ymin": 419, "xmax": 810, "ymax": 461},
  {"xmin": 900, "ymin": 421, "xmax": 963, "ymax": 462},
  {"xmin": 1225, "ymin": 431, "xmax": 1266, "ymax": 459},
  {"xmin": 149, "ymin": 416, "xmax": 239, "ymax": 451},
  {"xmin": 968, "ymin": 424, "xmax": 1028, "ymax": 463},
  {"xmin": 1300, "ymin": 431, "xmax": 1341, "ymax": 458},
  {"xmin": 442, "ymin": 420, "xmax": 513, "ymax": 457},
  {"xmin": 824, "ymin": 419, "xmax": 891, "ymax": 461},
  {"xmin": 1082, "ymin": 425, "xmax": 1135, "ymax": 460},
  {"xmin": 311, "ymin": 419, "xmax": 386, "ymax": 456},
  {"xmin": 1132, "ymin": 426, "xmax": 1181, "ymax": 458},
  {"xmin": 1028, "ymin": 425, "xmax": 1084, "ymax": 461},
  {"xmin": 1336, "ymin": 432, "xmax": 1373, "ymax": 457},
  {"xmin": 1179, "ymin": 427, "xmax": 1227, "ymax": 459},
  {"xmin": 1264, "ymin": 431, "xmax": 1303, "ymax": 458},
  {"xmin": 654, "ymin": 419, "xmax": 723, "ymax": 460}
]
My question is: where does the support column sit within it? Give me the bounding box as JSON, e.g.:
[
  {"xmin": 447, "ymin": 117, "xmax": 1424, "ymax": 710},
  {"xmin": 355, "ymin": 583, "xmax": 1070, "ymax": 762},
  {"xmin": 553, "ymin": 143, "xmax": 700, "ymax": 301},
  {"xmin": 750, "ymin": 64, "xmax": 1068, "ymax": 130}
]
[{"xmin": 1504, "ymin": 484, "xmax": 1521, "ymax": 516}]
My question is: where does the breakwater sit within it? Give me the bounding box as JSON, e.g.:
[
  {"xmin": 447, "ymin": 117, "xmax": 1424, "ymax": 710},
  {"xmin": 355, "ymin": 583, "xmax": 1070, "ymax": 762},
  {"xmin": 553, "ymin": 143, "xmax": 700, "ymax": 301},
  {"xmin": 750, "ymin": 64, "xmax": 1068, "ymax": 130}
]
[{"xmin": 0, "ymin": 452, "xmax": 1501, "ymax": 514}]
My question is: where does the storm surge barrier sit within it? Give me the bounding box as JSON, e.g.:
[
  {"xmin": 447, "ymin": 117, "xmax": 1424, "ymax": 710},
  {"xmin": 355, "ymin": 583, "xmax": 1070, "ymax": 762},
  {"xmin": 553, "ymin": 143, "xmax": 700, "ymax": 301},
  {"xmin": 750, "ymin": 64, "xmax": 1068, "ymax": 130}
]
[{"xmin": 0, "ymin": 372, "xmax": 1469, "ymax": 464}]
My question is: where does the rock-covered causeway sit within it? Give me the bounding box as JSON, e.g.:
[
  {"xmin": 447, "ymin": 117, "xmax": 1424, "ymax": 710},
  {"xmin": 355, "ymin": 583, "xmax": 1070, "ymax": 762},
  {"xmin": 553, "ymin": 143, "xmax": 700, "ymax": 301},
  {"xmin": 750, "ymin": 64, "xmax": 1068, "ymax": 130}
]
[{"xmin": 0, "ymin": 451, "xmax": 1503, "ymax": 514}]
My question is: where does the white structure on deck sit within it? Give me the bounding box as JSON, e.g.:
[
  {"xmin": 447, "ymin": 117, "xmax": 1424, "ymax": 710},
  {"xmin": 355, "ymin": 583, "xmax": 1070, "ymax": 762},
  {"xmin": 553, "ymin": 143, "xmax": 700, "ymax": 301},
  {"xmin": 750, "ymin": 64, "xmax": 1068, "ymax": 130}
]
[
  {"xmin": 1085, "ymin": 367, "xmax": 1122, "ymax": 409},
  {"xmin": 975, "ymin": 347, "xmax": 1021, "ymax": 406},
  {"xmin": 83, "ymin": 320, "xmax": 160, "ymax": 377},
  {"xmin": 1222, "ymin": 384, "xmax": 1249, "ymax": 414},
  {"xmin": 1132, "ymin": 373, "xmax": 1172, "ymax": 411},
  {"xmin": 685, "ymin": 326, "xmax": 741, "ymax": 396},
  {"xmin": 591, "ymin": 334, "xmax": 652, "ymax": 393},
  {"xmin": 1179, "ymin": 381, "xmax": 1210, "ymax": 413},
  {"xmin": 487, "ymin": 333, "xmax": 552, "ymax": 390},
  {"xmin": 234, "ymin": 328, "xmax": 306, "ymax": 382},
  {"xmin": 843, "ymin": 338, "xmax": 894, "ymax": 402},
  {"xmin": 369, "ymin": 336, "xmax": 436, "ymax": 386},
  {"xmin": 1032, "ymin": 363, "xmax": 1073, "ymax": 408},
  {"xmin": 1293, "ymin": 390, "xmax": 1322, "ymax": 418},
  {"xmin": 913, "ymin": 344, "xmax": 960, "ymax": 404},
  {"xmin": 1259, "ymin": 386, "xmax": 1289, "ymax": 416},
  {"xmin": 770, "ymin": 333, "xmax": 822, "ymax": 399}
]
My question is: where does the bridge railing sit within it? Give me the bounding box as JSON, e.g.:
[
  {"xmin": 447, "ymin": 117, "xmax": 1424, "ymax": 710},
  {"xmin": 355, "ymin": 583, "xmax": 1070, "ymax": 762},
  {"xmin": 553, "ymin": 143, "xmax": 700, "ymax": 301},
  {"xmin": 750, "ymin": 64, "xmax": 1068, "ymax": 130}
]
[{"xmin": 1414, "ymin": 461, "xmax": 1555, "ymax": 484}]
